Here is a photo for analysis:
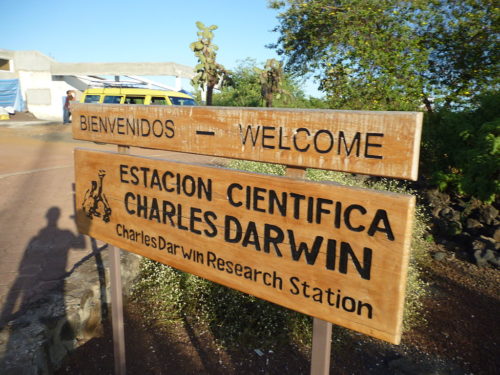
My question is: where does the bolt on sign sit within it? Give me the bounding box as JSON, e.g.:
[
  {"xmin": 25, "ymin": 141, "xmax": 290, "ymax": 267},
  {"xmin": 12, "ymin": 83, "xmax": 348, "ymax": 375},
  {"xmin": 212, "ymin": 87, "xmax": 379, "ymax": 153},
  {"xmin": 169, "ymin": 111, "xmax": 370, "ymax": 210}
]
[
  {"xmin": 75, "ymin": 149, "xmax": 415, "ymax": 344},
  {"xmin": 72, "ymin": 104, "xmax": 422, "ymax": 180}
]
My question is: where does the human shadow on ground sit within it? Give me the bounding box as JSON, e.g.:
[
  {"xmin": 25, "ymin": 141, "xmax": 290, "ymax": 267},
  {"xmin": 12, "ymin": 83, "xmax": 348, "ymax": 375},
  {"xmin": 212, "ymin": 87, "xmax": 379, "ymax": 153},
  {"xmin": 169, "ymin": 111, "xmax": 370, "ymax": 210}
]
[
  {"xmin": 0, "ymin": 206, "xmax": 85, "ymax": 326},
  {"xmin": 0, "ymin": 205, "xmax": 108, "ymax": 372}
]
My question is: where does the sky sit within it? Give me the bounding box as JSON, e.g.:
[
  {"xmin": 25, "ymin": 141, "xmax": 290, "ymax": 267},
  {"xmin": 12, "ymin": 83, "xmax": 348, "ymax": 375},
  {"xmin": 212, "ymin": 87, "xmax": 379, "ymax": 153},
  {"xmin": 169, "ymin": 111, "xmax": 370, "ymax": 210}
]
[{"xmin": 0, "ymin": 0, "xmax": 322, "ymax": 97}]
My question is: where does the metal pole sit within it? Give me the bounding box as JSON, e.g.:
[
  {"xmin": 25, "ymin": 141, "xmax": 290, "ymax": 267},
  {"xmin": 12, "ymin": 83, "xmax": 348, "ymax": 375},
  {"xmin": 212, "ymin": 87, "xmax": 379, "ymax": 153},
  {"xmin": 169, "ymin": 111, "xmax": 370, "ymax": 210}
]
[
  {"xmin": 109, "ymin": 145, "xmax": 129, "ymax": 375},
  {"xmin": 285, "ymin": 166, "xmax": 333, "ymax": 375}
]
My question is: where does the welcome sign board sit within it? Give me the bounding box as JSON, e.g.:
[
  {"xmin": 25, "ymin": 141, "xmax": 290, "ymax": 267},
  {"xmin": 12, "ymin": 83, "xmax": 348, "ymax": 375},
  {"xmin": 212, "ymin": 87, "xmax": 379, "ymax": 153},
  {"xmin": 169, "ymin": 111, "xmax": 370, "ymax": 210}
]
[
  {"xmin": 75, "ymin": 149, "xmax": 415, "ymax": 344},
  {"xmin": 72, "ymin": 104, "xmax": 422, "ymax": 180}
]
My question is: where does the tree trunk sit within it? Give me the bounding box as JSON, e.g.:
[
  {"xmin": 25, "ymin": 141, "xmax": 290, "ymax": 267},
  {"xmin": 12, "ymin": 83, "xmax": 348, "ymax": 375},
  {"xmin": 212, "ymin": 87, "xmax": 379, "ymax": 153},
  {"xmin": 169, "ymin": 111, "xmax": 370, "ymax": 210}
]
[
  {"xmin": 265, "ymin": 92, "xmax": 273, "ymax": 107},
  {"xmin": 422, "ymin": 97, "xmax": 433, "ymax": 112},
  {"xmin": 206, "ymin": 85, "xmax": 214, "ymax": 106}
]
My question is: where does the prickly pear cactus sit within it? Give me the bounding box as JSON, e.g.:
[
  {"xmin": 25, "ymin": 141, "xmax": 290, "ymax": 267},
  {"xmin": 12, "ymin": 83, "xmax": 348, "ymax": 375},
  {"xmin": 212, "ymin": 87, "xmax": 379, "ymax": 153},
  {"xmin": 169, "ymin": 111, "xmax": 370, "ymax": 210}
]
[
  {"xmin": 190, "ymin": 21, "xmax": 228, "ymax": 105},
  {"xmin": 257, "ymin": 58, "xmax": 286, "ymax": 107}
]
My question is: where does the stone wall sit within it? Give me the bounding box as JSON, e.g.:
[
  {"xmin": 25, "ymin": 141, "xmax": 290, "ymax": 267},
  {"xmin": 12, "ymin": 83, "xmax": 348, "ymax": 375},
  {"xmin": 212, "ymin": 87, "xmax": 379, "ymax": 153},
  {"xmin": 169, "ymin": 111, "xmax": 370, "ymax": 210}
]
[
  {"xmin": 0, "ymin": 248, "xmax": 141, "ymax": 374},
  {"xmin": 426, "ymin": 189, "xmax": 499, "ymax": 267}
]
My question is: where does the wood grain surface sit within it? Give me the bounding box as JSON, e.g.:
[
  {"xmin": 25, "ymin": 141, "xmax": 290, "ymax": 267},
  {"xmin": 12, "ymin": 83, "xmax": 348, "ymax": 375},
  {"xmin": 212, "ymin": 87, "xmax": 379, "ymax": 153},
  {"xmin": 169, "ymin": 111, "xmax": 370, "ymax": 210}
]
[
  {"xmin": 72, "ymin": 104, "xmax": 422, "ymax": 180},
  {"xmin": 75, "ymin": 149, "xmax": 415, "ymax": 343}
]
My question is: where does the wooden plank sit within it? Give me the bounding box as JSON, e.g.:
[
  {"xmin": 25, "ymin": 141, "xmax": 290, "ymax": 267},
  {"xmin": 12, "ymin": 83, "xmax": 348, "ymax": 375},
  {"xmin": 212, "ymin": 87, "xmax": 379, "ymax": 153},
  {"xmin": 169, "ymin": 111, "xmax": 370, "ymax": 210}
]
[
  {"xmin": 74, "ymin": 149, "xmax": 415, "ymax": 344},
  {"xmin": 72, "ymin": 104, "xmax": 422, "ymax": 180}
]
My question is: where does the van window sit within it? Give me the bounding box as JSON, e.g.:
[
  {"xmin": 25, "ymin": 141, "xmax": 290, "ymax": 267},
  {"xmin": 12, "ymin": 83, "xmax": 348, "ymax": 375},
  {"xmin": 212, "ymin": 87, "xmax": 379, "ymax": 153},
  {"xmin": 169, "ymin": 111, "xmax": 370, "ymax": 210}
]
[
  {"xmin": 124, "ymin": 96, "xmax": 145, "ymax": 104},
  {"xmin": 84, "ymin": 95, "xmax": 101, "ymax": 103},
  {"xmin": 103, "ymin": 95, "xmax": 122, "ymax": 104},
  {"xmin": 151, "ymin": 97, "xmax": 168, "ymax": 105},
  {"xmin": 168, "ymin": 96, "xmax": 196, "ymax": 106}
]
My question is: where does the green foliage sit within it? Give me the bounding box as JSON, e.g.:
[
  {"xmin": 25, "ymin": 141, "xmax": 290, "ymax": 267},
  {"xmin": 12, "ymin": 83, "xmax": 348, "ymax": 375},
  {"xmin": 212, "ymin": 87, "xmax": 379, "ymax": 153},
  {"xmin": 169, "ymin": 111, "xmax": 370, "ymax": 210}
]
[
  {"xmin": 255, "ymin": 58, "xmax": 288, "ymax": 107},
  {"xmin": 195, "ymin": 283, "xmax": 311, "ymax": 347},
  {"xmin": 213, "ymin": 58, "xmax": 328, "ymax": 108},
  {"xmin": 213, "ymin": 59, "xmax": 263, "ymax": 107},
  {"xmin": 133, "ymin": 161, "xmax": 430, "ymax": 349},
  {"xmin": 422, "ymin": 92, "xmax": 500, "ymax": 203},
  {"xmin": 270, "ymin": 0, "xmax": 499, "ymax": 110},
  {"xmin": 190, "ymin": 21, "xmax": 229, "ymax": 105},
  {"xmin": 133, "ymin": 260, "xmax": 311, "ymax": 348},
  {"xmin": 420, "ymin": 0, "xmax": 500, "ymax": 108},
  {"xmin": 229, "ymin": 158, "xmax": 286, "ymax": 175},
  {"xmin": 131, "ymin": 259, "xmax": 189, "ymax": 322}
]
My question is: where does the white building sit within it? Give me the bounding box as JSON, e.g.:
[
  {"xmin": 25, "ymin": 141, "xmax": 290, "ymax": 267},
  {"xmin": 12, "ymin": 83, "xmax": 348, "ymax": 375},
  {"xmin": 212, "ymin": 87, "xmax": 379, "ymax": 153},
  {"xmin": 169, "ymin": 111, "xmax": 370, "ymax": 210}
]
[{"xmin": 0, "ymin": 49, "xmax": 194, "ymax": 121}]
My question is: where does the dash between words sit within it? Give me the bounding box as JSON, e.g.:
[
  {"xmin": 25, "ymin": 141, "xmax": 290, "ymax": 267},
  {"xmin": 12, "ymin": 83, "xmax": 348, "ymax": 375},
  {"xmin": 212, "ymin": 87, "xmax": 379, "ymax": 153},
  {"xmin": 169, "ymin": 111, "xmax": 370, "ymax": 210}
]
[{"xmin": 79, "ymin": 114, "xmax": 384, "ymax": 159}]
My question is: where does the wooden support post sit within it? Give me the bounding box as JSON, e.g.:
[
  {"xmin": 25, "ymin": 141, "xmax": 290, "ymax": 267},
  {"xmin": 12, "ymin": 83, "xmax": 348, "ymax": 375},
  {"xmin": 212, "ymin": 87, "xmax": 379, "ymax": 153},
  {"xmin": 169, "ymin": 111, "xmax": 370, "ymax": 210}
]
[
  {"xmin": 110, "ymin": 145, "xmax": 129, "ymax": 375},
  {"xmin": 311, "ymin": 318, "xmax": 333, "ymax": 375},
  {"xmin": 285, "ymin": 166, "xmax": 333, "ymax": 375},
  {"xmin": 109, "ymin": 245, "xmax": 126, "ymax": 375}
]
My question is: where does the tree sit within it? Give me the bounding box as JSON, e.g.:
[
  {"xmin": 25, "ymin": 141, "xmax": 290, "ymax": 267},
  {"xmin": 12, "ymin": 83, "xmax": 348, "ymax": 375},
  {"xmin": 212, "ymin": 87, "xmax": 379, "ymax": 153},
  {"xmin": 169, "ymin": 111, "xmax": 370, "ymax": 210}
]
[
  {"xmin": 213, "ymin": 58, "xmax": 323, "ymax": 108},
  {"xmin": 213, "ymin": 59, "xmax": 262, "ymax": 107},
  {"xmin": 269, "ymin": 0, "xmax": 499, "ymax": 111},
  {"xmin": 256, "ymin": 58, "xmax": 287, "ymax": 107},
  {"xmin": 422, "ymin": 92, "xmax": 500, "ymax": 203},
  {"xmin": 419, "ymin": 1, "xmax": 499, "ymax": 109},
  {"xmin": 190, "ymin": 21, "xmax": 229, "ymax": 105}
]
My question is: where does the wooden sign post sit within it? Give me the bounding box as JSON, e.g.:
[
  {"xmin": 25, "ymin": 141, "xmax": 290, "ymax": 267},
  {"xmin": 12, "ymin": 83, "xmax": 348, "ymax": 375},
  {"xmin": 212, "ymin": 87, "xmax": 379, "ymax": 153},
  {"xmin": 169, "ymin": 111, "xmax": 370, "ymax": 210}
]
[
  {"xmin": 72, "ymin": 104, "xmax": 422, "ymax": 373},
  {"xmin": 74, "ymin": 149, "xmax": 415, "ymax": 342}
]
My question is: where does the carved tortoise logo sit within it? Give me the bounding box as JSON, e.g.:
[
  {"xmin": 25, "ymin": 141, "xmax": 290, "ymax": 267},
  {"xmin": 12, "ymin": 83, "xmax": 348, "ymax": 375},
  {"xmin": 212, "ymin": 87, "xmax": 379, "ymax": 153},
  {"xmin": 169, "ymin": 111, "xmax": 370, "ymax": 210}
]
[{"xmin": 82, "ymin": 169, "xmax": 112, "ymax": 223}]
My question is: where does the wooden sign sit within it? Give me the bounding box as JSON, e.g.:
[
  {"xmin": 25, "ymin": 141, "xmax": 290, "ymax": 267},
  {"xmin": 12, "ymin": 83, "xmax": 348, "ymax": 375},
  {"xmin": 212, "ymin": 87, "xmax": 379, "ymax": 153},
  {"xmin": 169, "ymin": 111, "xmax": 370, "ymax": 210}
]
[
  {"xmin": 75, "ymin": 149, "xmax": 415, "ymax": 344},
  {"xmin": 72, "ymin": 104, "xmax": 422, "ymax": 180}
]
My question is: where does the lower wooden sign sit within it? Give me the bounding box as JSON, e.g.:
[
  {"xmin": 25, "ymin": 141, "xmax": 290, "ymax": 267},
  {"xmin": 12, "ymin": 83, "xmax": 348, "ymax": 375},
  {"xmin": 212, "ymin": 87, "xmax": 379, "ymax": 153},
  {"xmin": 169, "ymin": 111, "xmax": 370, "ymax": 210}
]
[{"xmin": 74, "ymin": 149, "xmax": 415, "ymax": 344}]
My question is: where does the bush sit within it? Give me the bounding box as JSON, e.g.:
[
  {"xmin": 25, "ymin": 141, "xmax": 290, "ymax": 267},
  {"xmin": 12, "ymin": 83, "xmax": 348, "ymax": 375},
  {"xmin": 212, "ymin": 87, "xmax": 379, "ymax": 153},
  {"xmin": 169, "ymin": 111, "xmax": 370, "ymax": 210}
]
[
  {"xmin": 132, "ymin": 259, "xmax": 311, "ymax": 348},
  {"xmin": 422, "ymin": 92, "xmax": 500, "ymax": 203},
  {"xmin": 132, "ymin": 161, "xmax": 429, "ymax": 348}
]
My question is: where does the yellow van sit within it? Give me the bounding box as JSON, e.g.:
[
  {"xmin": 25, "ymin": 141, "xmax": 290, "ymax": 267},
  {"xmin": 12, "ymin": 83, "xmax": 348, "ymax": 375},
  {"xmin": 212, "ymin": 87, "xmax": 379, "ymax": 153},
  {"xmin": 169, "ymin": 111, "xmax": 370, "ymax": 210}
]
[{"xmin": 80, "ymin": 87, "xmax": 197, "ymax": 106}]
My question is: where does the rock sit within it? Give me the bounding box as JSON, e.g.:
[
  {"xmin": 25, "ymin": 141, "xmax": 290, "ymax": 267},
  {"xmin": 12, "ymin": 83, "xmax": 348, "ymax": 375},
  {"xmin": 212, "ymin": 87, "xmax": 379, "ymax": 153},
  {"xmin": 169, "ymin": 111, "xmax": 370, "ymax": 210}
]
[
  {"xmin": 439, "ymin": 207, "xmax": 460, "ymax": 222},
  {"xmin": 444, "ymin": 220, "xmax": 463, "ymax": 236},
  {"xmin": 432, "ymin": 252, "xmax": 447, "ymax": 261},
  {"xmin": 426, "ymin": 189, "xmax": 451, "ymax": 209},
  {"xmin": 454, "ymin": 232, "xmax": 472, "ymax": 246},
  {"xmin": 473, "ymin": 236, "xmax": 499, "ymax": 267},
  {"xmin": 434, "ymin": 216, "xmax": 462, "ymax": 237},
  {"xmin": 472, "ymin": 236, "xmax": 497, "ymax": 250},
  {"xmin": 493, "ymin": 226, "xmax": 500, "ymax": 242},
  {"xmin": 120, "ymin": 252, "xmax": 142, "ymax": 297},
  {"xmin": 0, "ymin": 250, "xmax": 141, "ymax": 374},
  {"xmin": 477, "ymin": 205, "xmax": 499, "ymax": 226},
  {"xmin": 465, "ymin": 218, "xmax": 483, "ymax": 230},
  {"xmin": 474, "ymin": 249, "xmax": 500, "ymax": 267}
]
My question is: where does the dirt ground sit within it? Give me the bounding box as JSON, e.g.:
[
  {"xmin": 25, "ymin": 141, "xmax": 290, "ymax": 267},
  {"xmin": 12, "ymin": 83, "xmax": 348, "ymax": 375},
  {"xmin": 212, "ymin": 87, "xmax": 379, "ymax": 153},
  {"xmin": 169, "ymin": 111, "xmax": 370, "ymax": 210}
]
[
  {"xmin": 5, "ymin": 111, "xmax": 39, "ymax": 121},
  {"xmin": 56, "ymin": 244, "xmax": 500, "ymax": 375}
]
